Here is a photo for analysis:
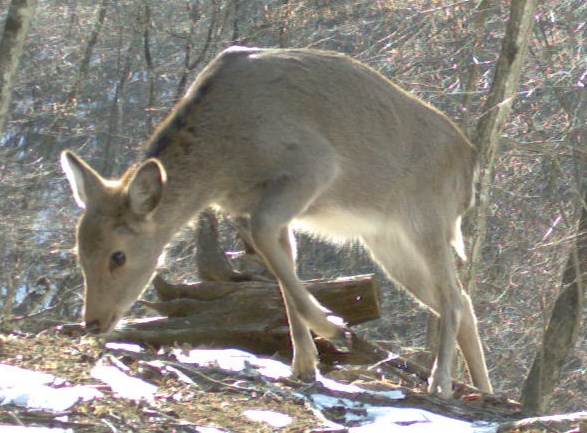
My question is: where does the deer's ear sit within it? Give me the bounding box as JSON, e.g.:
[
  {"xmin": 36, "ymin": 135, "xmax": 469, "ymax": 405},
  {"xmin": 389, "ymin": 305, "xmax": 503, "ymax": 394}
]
[
  {"xmin": 60, "ymin": 150, "xmax": 106, "ymax": 209},
  {"xmin": 126, "ymin": 159, "xmax": 167, "ymax": 216}
]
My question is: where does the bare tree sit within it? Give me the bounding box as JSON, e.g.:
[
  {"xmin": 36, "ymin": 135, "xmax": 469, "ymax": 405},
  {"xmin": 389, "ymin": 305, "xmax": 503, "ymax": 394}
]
[
  {"xmin": 65, "ymin": 0, "xmax": 108, "ymax": 103},
  {"xmin": 465, "ymin": 0, "xmax": 538, "ymax": 291},
  {"xmin": 521, "ymin": 191, "xmax": 586, "ymax": 413},
  {"xmin": 0, "ymin": 0, "xmax": 38, "ymax": 137},
  {"xmin": 455, "ymin": 0, "xmax": 542, "ymax": 400}
]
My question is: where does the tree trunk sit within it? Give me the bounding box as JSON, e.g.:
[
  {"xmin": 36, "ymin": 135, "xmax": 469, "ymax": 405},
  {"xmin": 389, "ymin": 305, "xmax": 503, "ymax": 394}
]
[
  {"xmin": 466, "ymin": 0, "xmax": 538, "ymax": 293},
  {"xmin": 0, "ymin": 0, "xmax": 38, "ymax": 137},
  {"xmin": 429, "ymin": 0, "xmax": 538, "ymax": 379},
  {"xmin": 194, "ymin": 210, "xmax": 251, "ymax": 282},
  {"xmin": 472, "ymin": 0, "xmax": 539, "ymax": 160},
  {"xmin": 65, "ymin": 0, "xmax": 108, "ymax": 103},
  {"xmin": 520, "ymin": 193, "xmax": 586, "ymax": 413}
]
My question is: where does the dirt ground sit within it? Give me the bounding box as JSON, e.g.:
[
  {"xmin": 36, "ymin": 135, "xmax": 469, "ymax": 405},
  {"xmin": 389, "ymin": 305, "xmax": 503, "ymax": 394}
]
[
  {"xmin": 0, "ymin": 330, "xmax": 324, "ymax": 432},
  {"xmin": 0, "ymin": 328, "xmax": 585, "ymax": 433}
]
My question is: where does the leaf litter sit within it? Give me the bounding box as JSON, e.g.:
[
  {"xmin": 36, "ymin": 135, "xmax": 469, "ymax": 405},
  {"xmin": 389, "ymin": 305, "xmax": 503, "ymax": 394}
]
[{"xmin": 1, "ymin": 329, "xmax": 581, "ymax": 433}]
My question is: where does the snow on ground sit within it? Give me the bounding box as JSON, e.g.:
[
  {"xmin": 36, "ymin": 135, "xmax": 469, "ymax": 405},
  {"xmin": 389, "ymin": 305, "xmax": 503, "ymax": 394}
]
[
  {"xmin": 0, "ymin": 364, "xmax": 102, "ymax": 412},
  {"xmin": 0, "ymin": 346, "xmax": 498, "ymax": 432}
]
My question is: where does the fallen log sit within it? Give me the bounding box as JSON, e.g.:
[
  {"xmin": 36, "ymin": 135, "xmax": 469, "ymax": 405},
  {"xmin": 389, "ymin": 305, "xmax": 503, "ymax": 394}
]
[
  {"xmin": 497, "ymin": 412, "xmax": 587, "ymax": 433},
  {"xmin": 109, "ymin": 274, "xmax": 380, "ymax": 359},
  {"xmin": 149, "ymin": 273, "xmax": 381, "ymax": 326}
]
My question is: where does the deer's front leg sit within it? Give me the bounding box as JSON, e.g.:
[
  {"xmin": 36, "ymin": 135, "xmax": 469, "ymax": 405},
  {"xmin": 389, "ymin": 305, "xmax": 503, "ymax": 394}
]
[{"xmin": 247, "ymin": 177, "xmax": 346, "ymax": 380}]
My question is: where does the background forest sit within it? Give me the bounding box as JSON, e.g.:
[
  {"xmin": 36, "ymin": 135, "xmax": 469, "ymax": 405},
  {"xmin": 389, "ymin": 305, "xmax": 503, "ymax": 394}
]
[{"xmin": 0, "ymin": 0, "xmax": 585, "ymax": 414}]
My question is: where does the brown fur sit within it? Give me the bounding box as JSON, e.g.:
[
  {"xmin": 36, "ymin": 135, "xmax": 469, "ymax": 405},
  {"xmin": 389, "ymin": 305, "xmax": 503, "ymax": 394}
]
[{"xmin": 61, "ymin": 46, "xmax": 491, "ymax": 396}]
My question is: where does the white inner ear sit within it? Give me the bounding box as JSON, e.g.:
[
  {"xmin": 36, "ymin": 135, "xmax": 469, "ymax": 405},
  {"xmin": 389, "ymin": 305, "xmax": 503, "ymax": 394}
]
[{"xmin": 61, "ymin": 152, "xmax": 88, "ymax": 209}]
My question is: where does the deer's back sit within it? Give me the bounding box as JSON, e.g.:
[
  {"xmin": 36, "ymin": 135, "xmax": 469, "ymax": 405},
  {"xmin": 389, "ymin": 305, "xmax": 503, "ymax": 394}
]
[{"xmin": 146, "ymin": 47, "xmax": 476, "ymax": 229}]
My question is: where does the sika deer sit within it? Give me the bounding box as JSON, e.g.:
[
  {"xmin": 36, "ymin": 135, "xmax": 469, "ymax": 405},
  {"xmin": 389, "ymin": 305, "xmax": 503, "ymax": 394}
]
[{"xmin": 61, "ymin": 46, "xmax": 492, "ymax": 396}]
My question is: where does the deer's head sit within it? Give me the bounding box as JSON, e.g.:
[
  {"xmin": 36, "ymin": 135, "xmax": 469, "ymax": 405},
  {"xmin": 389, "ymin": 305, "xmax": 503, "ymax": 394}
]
[{"xmin": 61, "ymin": 151, "xmax": 167, "ymax": 333}]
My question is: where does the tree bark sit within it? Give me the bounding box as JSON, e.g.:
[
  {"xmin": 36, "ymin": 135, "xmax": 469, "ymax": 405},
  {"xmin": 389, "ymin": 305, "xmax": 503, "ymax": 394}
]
[
  {"xmin": 520, "ymin": 193, "xmax": 586, "ymax": 413},
  {"xmin": 472, "ymin": 0, "xmax": 539, "ymax": 161},
  {"xmin": 465, "ymin": 0, "xmax": 538, "ymax": 293},
  {"xmin": 0, "ymin": 0, "xmax": 38, "ymax": 137}
]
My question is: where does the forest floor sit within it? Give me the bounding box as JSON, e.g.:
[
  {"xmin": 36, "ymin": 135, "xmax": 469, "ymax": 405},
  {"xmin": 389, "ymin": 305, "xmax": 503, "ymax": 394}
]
[{"xmin": 0, "ymin": 328, "xmax": 585, "ymax": 433}]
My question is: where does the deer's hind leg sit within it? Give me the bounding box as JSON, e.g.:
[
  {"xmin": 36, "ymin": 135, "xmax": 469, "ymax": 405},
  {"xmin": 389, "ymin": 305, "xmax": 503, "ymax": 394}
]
[
  {"xmin": 247, "ymin": 172, "xmax": 346, "ymax": 381},
  {"xmin": 361, "ymin": 223, "xmax": 490, "ymax": 396},
  {"xmin": 456, "ymin": 292, "xmax": 492, "ymax": 393}
]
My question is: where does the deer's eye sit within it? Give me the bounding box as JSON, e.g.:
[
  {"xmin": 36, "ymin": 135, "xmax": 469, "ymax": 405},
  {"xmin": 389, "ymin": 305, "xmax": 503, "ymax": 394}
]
[{"xmin": 110, "ymin": 251, "xmax": 126, "ymax": 271}]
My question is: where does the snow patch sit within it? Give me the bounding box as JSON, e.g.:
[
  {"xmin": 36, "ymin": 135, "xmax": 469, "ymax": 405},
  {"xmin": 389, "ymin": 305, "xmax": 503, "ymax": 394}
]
[
  {"xmin": 0, "ymin": 364, "xmax": 102, "ymax": 412},
  {"xmin": 172, "ymin": 348, "xmax": 292, "ymax": 379},
  {"xmin": 0, "ymin": 349, "xmax": 498, "ymax": 433},
  {"xmin": 243, "ymin": 409, "xmax": 293, "ymax": 428},
  {"xmin": 91, "ymin": 360, "xmax": 157, "ymax": 401}
]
